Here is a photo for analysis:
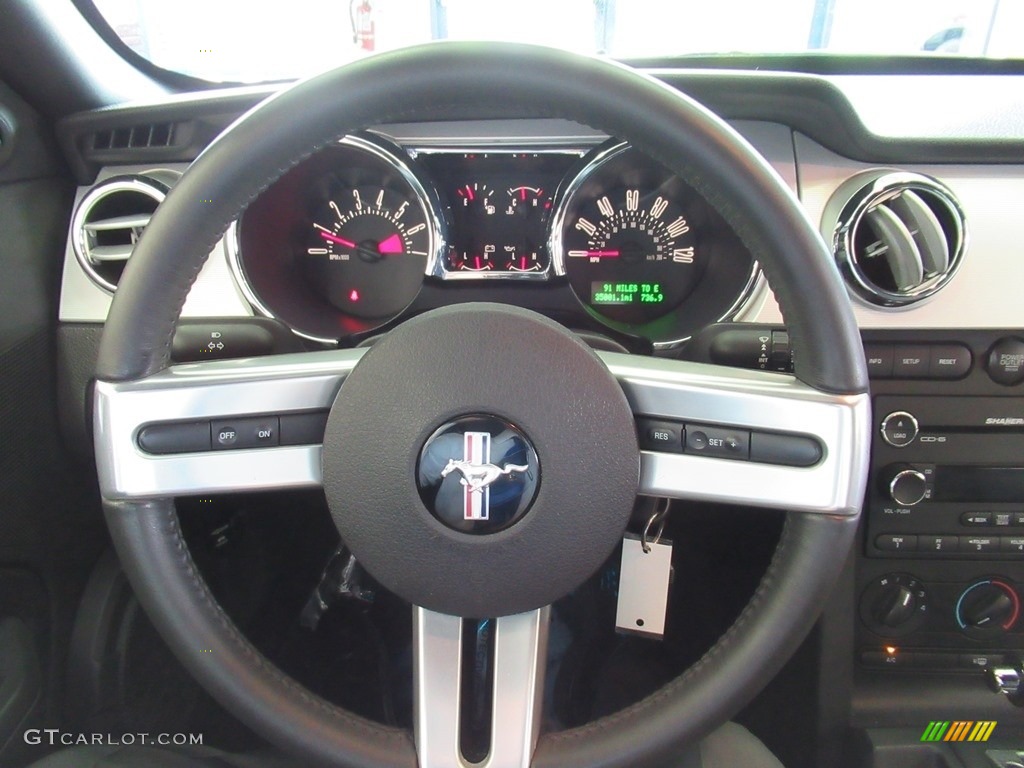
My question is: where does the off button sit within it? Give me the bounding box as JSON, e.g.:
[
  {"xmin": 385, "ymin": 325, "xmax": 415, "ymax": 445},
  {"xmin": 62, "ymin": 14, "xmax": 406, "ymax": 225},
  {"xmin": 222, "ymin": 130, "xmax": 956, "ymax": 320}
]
[
  {"xmin": 212, "ymin": 416, "xmax": 280, "ymax": 450},
  {"xmin": 880, "ymin": 411, "xmax": 919, "ymax": 448}
]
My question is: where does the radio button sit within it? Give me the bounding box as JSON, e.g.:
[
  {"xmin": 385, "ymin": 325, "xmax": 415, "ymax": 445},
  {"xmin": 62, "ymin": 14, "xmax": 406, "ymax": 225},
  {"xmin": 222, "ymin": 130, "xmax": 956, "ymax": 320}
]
[
  {"xmin": 958, "ymin": 536, "xmax": 999, "ymax": 554},
  {"xmin": 929, "ymin": 344, "xmax": 972, "ymax": 379},
  {"xmin": 995, "ymin": 512, "xmax": 1013, "ymax": 527},
  {"xmin": 881, "ymin": 411, "xmax": 919, "ymax": 448},
  {"xmin": 920, "ymin": 535, "xmax": 958, "ymax": 554},
  {"xmin": 1014, "ymin": 513, "xmax": 1024, "ymax": 527},
  {"xmin": 962, "ymin": 512, "xmax": 993, "ymax": 526},
  {"xmin": 894, "ymin": 345, "xmax": 931, "ymax": 378},
  {"xmin": 876, "ymin": 534, "xmax": 918, "ymax": 552},
  {"xmin": 1001, "ymin": 537, "xmax": 1024, "ymax": 555}
]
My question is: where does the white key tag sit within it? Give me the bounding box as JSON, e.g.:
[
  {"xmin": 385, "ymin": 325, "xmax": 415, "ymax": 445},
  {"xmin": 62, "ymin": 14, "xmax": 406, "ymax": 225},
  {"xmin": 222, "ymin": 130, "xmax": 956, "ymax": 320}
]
[{"xmin": 615, "ymin": 533, "xmax": 673, "ymax": 639}]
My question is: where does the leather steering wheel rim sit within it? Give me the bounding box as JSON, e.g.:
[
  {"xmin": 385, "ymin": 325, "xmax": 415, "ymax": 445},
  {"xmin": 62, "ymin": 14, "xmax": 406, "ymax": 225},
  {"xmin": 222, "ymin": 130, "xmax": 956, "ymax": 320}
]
[{"xmin": 96, "ymin": 43, "xmax": 867, "ymax": 768}]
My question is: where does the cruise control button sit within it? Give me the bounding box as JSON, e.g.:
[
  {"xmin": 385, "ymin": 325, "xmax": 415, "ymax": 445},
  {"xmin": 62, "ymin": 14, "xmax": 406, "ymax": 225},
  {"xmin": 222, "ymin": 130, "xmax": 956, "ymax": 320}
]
[
  {"xmin": 685, "ymin": 426, "xmax": 749, "ymax": 460},
  {"xmin": 211, "ymin": 416, "xmax": 280, "ymax": 450},
  {"xmin": 749, "ymin": 432, "xmax": 822, "ymax": 467},
  {"xmin": 213, "ymin": 424, "xmax": 239, "ymax": 449},
  {"xmin": 279, "ymin": 411, "xmax": 329, "ymax": 446},
  {"xmin": 929, "ymin": 344, "xmax": 972, "ymax": 379},
  {"xmin": 636, "ymin": 419, "xmax": 683, "ymax": 453},
  {"xmin": 893, "ymin": 345, "xmax": 931, "ymax": 378},
  {"xmin": 137, "ymin": 421, "xmax": 211, "ymax": 454}
]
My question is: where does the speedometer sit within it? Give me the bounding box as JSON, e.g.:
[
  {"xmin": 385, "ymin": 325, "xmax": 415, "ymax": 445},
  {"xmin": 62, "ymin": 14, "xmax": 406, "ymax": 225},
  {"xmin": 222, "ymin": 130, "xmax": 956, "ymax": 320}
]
[
  {"xmin": 562, "ymin": 185, "xmax": 700, "ymax": 323},
  {"xmin": 551, "ymin": 142, "xmax": 760, "ymax": 346}
]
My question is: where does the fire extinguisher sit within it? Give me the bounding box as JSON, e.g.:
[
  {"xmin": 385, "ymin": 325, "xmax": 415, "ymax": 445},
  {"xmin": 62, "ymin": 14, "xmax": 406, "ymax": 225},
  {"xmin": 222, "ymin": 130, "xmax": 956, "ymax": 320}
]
[{"xmin": 350, "ymin": 0, "xmax": 376, "ymax": 51}]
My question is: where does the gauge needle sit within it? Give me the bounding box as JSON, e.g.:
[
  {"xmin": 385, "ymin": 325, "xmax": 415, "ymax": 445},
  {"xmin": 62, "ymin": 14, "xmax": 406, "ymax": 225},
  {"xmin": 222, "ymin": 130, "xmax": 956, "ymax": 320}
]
[
  {"xmin": 568, "ymin": 250, "xmax": 620, "ymax": 258},
  {"xmin": 377, "ymin": 233, "xmax": 404, "ymax": 255},
  {"xmin": 319, "ymin": 231, "xmax": 357, "ymax": 248}
]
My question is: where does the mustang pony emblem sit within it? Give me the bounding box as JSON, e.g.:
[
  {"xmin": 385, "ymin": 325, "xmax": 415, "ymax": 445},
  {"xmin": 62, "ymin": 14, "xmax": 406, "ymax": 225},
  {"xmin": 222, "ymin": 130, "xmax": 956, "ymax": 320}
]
[
  {"xmin": 441, "ymin": 459, "xmax": 530, "ymax": 493},
  {"xmin": 441, "ymin": 431, "xmax": 528, "ymax": 520}
]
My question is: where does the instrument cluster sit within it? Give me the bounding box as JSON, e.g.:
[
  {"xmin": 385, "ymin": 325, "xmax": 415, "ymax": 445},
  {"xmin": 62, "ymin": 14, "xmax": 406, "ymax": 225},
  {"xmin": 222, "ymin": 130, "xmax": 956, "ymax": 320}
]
[{"xmin": 231, "ymin": 133, "xmax": 759, "ymax": 348}]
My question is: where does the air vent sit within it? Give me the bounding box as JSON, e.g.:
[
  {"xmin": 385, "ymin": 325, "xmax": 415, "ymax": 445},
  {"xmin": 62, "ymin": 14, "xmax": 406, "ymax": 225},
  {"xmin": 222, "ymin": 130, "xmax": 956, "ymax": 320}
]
[
  {"xmin": 823, "ymin": 171, "xmax": 967, "ymax": 308},
  {"xmin": 71, "ymin": 175, "xmax": 169, "ymax": 292},
  {"xmin": 91, "ymin": 123, "xmax": 176, "ymax": 151}
]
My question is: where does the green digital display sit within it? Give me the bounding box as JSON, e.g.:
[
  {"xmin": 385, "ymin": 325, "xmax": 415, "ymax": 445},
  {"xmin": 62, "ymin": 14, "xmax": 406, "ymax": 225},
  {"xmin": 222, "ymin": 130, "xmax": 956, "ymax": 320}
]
[{"xmin": 590, "ymin": 282, "xmax": 665, "ymax": 306}]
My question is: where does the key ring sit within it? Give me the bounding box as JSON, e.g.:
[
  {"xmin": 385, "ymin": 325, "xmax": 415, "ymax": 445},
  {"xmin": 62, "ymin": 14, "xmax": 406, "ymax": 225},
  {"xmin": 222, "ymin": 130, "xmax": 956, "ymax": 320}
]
[{"xmin": 641, "ymin": 498, "xmax": 671, "ymax": 554}]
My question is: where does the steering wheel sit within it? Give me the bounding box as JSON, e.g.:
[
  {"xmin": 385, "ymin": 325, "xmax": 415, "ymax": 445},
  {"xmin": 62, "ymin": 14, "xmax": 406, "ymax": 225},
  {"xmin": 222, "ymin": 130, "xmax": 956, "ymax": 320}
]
[{"xmin": 92, "ymin": 43, "xmax": 870, "ymax": 768}]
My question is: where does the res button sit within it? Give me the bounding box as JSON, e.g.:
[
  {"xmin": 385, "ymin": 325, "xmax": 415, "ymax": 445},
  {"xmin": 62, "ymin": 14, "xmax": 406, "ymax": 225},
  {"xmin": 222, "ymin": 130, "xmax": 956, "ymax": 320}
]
[{"xmin": 636, "ymin": 419, "xmax": 683, "ymax": 453}]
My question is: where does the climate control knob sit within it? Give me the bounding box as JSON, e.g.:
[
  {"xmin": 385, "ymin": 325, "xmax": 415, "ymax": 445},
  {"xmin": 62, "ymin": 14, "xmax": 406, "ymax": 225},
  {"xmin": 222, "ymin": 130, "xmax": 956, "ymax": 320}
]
[
  {"xmin": 882, "ymin": 465, "xmax": 929, "ymax": 507},
  {"xmin": 860, "ymin": 573, "xmax": 929, "ymax": 636},
  {"xmin": 956, "ymin": 579, "xmax": 1021, "ymax": 636}
]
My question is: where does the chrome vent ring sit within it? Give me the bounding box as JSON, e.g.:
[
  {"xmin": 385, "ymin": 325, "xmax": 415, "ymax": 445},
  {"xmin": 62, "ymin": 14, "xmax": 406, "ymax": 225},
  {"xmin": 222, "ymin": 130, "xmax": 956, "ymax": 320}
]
[
  {"xmin": 824, "ymin": 171, "xmax": 967, "ymax": 308},
  {"xmin": 71, "ymin": 175, "xmax": 170, "ymax": 292}
]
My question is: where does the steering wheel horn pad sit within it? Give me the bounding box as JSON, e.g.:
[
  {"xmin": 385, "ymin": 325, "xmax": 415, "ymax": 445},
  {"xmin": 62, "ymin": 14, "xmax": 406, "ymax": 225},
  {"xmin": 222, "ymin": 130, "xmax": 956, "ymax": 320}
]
[{"xmin": 322, "ymin": 303, "xmax": 639, "ymax": 618}]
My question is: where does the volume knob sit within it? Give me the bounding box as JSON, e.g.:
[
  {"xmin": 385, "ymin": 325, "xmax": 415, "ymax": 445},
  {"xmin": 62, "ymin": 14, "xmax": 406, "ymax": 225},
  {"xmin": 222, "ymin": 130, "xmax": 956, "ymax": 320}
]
[{"xmin": 884, "ymin": 466, "xmax": 928, "ymax": 507}]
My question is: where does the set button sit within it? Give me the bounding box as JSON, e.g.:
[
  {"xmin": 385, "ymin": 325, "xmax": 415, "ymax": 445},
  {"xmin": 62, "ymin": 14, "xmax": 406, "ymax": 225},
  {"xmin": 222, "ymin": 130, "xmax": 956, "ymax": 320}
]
[{"xmin": 636, "ymin": 418, "xmax": 822, "ymax": 467}]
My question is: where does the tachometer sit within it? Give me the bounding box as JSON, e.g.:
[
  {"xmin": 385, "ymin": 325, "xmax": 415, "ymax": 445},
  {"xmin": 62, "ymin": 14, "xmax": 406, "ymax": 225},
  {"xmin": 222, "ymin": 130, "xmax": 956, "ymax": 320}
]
[
  {"xmin": 305, "ymin": 186, "xmax": 430, "ymax": 319},
  {"xmin": 232, "ymin": 134, "xmax": 444, "ymax": 341},
  {"xmin": 551, "ymin": 142, "xmax": 759, "ymax": 346}
]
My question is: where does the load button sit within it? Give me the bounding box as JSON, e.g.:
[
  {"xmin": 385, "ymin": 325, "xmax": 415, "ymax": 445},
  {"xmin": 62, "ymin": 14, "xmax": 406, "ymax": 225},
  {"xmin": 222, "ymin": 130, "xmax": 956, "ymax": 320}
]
[{"xmin": 880, "ymin": 411, "xmax": 919, "ymax": 448}]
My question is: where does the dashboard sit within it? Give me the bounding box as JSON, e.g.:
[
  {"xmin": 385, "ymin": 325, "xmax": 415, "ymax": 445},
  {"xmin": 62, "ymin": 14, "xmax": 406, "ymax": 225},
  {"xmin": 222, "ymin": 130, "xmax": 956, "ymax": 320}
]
[
  {"xmin": 229, "ymin": 133, "xmax": 756, "ymax": 347},
  {"xmin": 51, "ymin": 69, "xmax": 1024, "ymax": 767}
]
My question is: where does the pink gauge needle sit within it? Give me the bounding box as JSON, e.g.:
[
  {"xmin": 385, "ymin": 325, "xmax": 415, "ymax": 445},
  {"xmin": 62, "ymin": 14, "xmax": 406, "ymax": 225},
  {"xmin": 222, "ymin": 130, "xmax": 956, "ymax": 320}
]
[
  {"xmin": 587, "ymin": 250, "xmax": 620, "ymax": 258},
  {"xmin": 319, "ymin": 231, "xmax": 357, "ymax": 248},
  {"xmin": 377, "ymin": 233, "xmax": 404, "ymax": 255}
]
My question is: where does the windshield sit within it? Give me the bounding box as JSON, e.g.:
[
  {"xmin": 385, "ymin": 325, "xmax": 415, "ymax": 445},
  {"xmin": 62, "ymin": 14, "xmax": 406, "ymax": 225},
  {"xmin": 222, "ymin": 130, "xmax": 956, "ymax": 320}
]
[{"xmin": 89, "ymin": 0, "xmax": 1024, "ymax": 83}]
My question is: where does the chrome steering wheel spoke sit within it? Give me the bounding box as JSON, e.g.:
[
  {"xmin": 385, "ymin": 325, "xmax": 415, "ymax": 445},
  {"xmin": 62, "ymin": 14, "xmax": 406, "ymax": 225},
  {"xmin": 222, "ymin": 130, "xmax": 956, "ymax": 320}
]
[
  {"xmin": 93, "ymin": 349, "xmax": 366, "ymax": 499},
  {"xmin": 601, "ymin": 351, "xmax": 871, "ymax": 516},
  {"xmin": 414, "ymin": 606, "xmax": 550, "ymax": 768}
]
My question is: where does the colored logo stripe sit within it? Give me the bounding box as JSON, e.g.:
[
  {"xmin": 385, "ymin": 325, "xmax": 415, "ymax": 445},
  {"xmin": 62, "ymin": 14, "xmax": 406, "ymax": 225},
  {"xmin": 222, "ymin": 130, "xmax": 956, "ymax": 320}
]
[
  {"xmin": 463, "ymin": 432, "xmax": 491, "ymax": 521},
  {"xmin": 945, "ymin": 721, "xmax": 972, "ymax": 741},
  {"xmin": 921, "ymin": 721, "xmax": 996, "ymax": 742},
  {"xmin": 967, "ymin": 721, "xmax": 997, "ymax": 742}
]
